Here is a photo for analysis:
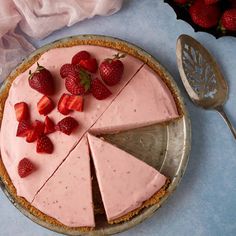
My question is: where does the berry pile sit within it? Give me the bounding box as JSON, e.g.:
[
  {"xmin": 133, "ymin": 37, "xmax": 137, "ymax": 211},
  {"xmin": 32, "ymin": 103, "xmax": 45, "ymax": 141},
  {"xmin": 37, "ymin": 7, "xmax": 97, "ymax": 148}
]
[
  {"xmin": 16, "ymin": 50, "xmax": 125, "ymax": 178},
  {"xmin": 167, "ymin": 0, "xmax": 236, "ymax": 37}
]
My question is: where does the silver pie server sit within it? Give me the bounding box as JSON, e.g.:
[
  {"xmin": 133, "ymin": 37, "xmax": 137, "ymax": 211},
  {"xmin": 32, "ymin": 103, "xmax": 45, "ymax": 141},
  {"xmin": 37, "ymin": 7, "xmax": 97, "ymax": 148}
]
[{"xmin": 176, "ymin": 34, "xmax": 236, "ymax": 139}]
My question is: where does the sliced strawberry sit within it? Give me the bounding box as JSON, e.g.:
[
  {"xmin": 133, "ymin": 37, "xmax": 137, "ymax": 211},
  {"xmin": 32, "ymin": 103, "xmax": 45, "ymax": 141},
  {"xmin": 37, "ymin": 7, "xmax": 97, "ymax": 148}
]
[
  {"xmin": 16, "ymin": 120, "xmax": 32, "ymax": 137},
  {"xmin": 57, "ymin": 93, "xmax": 71, "ymax": 115},
  {"xmin": 66, "ymin": 95, "xmax": 84, "ymax": 112},
  {"xmin": 37, "ymin": 135, "xmax": 54, "ymax": 154},
  {"xmin": 37, "ymin": 95, "xmax": 55, "ymax": 116},
  {"xmin": 91, "ymin": 78, "xmax": 112, "ymax": 100},
  {"xmin": 60, "ymin": 64, "xmax": 78, "ymax": 79},
  {"xmin": 79, "ymin": 58, "xmax": 98, "ymax": 73},
  {"xmin": 14, "ymin": 102, "xmax": 30, "ymax": 122},
  {"xmin": 18, "ymin": 158, "xmax": 36, "ymax": 178},
  {"xmin": 71, "ymin": 51, "xmax": 91, "ymax": 65},
  {"xmin": 26, "ymin": 120, "xmax": 45, "ymax": 143},
  {"xmin": 44, "ymin": 116, "xmax": 55, "ymax": 134},
  {"xmin": 55, "ymin": 116, "xmax": 79, "ymax": 135}
]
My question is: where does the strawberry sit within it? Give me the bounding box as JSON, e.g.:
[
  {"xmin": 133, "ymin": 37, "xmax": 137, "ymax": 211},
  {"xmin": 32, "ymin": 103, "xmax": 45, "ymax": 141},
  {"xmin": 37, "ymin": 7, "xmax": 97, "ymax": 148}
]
[
  {"xmin": 14, "ymin": 102, "xmax": 29, "ymax": 122},
  {"xmin": 16, "ymin": 120, "xmax": 32, "ymax": 137},
  {"xmin": 60, "ymin": 63, "xmax": 79, "ymax": 79},
  {"xmin": 71, "ymin": 51, "xmax": 91, "ymax": 65},
  {"xmin": 99, "ymin": 53, "xmax": 125, "ymax": 86},
  {"xmin": 26, "ymin": 120, "xmax": 45, "ymax": 143},
  {"xmin": 37, "ymin": 95, "xmax": 55, "ymax": 116},
  {"xmin": 57, "ymin": 93, "xmax": 71, "ymax": 115},
  {"xmin": 79, "ymin": 58, "xmax": 98, "ymax": 73},
  {"xmin": 44, "ymin": 116, "xmax": 55, "ymax": 134},
  {"xmin": 18, "ymin": 158, "xmax": 36, "ymax": 178},
  {"xmin": 204, "ymin": 0, "xmax": 219, "ymax": 5},
  {"xmin": 55, "ymin": 116, "xmax": 79, "ymax": 135},
  {"xmin": 221, "ymin": 9, "xmax": 236, "ymax": 31},
  {"xmin": 189, "ymin": 0, "xmax": 221, "ymax": 28},
  {"xmin": 66, "ymin": 95, "xmax": 84, "ymax": 112},
  {"xmin": 37, "ymin": 135, "xmax": 54, "ymax": 154},
  {"xmin": 91, "ymin": 78, "xmax": 112, "ymax": 100},
  {"xmin": 65, "ymin": 69, "xmax": 91, "ymax": 95},
  {"xmin": 28, "ymin": 63, "xmax": 55, "ymax": 95}
]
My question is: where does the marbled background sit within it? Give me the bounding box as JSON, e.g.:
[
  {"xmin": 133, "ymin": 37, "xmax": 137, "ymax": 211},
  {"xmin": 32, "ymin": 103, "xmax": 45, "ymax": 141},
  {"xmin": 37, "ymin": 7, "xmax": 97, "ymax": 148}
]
[{"xmin": 1, "ymin": 1, "xmax": 236, "ymax": 235}]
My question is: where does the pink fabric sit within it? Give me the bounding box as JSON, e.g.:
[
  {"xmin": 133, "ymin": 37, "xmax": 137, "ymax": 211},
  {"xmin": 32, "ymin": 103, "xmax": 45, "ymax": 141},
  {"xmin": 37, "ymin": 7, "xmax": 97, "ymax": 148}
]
[{"xmin": 0, "ymin": 0, "xmax": 123, "ymax": 82}]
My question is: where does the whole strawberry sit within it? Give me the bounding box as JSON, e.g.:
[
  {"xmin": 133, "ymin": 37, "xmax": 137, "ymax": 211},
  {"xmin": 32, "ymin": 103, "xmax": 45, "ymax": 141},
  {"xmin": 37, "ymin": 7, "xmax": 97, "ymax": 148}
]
[
  {"xmin": 99, "ymin": 53, "xmax": 125, "ymax": 86},
  {"xmin": 29, "ymin": 63, "xmax": 55, "ymax": 95},
  {"xmin": 221, "ymin": 9, "xmax": 236, "ymax": 31},
  {"xmin": 189, "ymin": 0, "xmax": 221, "ymax": 29},
  {"xmin": 65, "ymin": 69, "xmax": 91, "ymax": 95}
]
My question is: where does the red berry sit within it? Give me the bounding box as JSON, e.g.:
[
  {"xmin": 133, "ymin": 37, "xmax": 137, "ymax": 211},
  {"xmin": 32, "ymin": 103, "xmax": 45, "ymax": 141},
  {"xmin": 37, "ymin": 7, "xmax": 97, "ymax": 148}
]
[
  {"xmin": 66, "ymin": 95, "xmax": 84, "ymax": 112},
  {"xmin": 204, "ymin": 0, "xmax": 219, "ymax": 5},
  {"xmin": 91, "ymin": 78, "xmax": 112, "ymax": 100},
  {"xmin": 44, "ymin": 116, "xmax": 55, "ymax": 134},
  {"xmin": 36, "ymin": 135, "xmax": 54, "ymax": 154},
  {"xmin": 28, "ymin": 63, "xmax": 55, "ymax": 95},
  {"xmin": 14, "ymin": 102, "xmax": 30, "ymax": 122},
  {"xmin": 57, "ymin": 93, "xmax": 71, "ymax": 115},
  {"xmin": 26, "ymin": 120, "xmax": 45, "ymax": 143},
  {"xmin": 79, "ymin": 58, "xmax": 98, "ymax": 73},
  {"xmin": 60, "ymin": 64, "xmax": 79, "ymax": 78},
  {"xmin": 189, "ymin": 0, "xmax": 221, "ymax": 28},
  {"xmin": 65, "ymin": 69, "xmax": 91, "ymax": 95},
  {"xmin": 100, "ymin": 53, "xmax": 125, "ymax": 86},
  {"xmin": 16, "ymin": 120, "xmax": 32, "ymax": 137},
  {"xmin": 18, "ymin": 158, "xmax": 36, "ymax": 178},
  {"xmin": 71, "ymin": 51, "xmax": 91, "ymax": 65},
  {"xmin": 55, "ymin": 116, "xmax": 79, "ymax": 135},
  {"xmin": 221, "ymin": 9, "xmax": 236, "ymax": 31},
  {"xmin": 37, "ymin": 95, "xmax": 55, "ymax": 116}
]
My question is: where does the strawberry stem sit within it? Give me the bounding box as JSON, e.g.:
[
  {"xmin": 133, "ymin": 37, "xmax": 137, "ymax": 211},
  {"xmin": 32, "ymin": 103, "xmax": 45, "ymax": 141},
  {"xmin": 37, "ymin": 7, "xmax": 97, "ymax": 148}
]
[{"xmin": 113, "ymin": 53, "xmax": 126, "ymax": 60}]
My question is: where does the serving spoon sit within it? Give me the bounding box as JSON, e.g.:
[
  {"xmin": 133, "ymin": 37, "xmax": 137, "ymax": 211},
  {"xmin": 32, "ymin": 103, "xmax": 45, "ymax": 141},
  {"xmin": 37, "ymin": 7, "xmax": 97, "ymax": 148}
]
[{"xmin": 176, "ymin": 34, "xmax": 236, "ymax": 139}]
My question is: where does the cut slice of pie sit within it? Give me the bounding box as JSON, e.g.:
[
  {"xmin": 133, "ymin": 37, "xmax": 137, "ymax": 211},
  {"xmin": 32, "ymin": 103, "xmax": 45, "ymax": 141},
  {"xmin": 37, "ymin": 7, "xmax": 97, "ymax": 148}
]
[
  {"xmin": 87, "ymin": 133, "xmax": 168, "ymax": 224},
  {"xmin": 91, "ymin": 64, "xmax": 179, "ymax": 134},
  {"xmin": 32, "ymin": 136, "xmax": 95, "ymax": 228}
]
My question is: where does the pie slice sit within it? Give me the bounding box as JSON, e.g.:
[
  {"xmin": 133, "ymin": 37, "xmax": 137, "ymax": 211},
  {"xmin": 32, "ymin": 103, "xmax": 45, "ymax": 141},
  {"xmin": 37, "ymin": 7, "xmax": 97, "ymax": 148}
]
[
  {"xmin": 87, "ymin": 133, "xmax": 168, "ymax": 223},
  {"xmin": 91, "ymin": 64, "xmax": 179, "ymax": 134},
  {"xmin": 32, "ymin": 136, "xmax": 95, "ymax": 228}
]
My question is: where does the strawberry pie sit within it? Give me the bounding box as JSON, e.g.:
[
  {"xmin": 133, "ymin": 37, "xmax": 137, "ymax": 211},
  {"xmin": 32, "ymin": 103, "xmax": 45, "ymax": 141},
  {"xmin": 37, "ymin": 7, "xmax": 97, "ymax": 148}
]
[{"xmin": 0, "ymin": 39, "xmax": 181, "ymax": 232}]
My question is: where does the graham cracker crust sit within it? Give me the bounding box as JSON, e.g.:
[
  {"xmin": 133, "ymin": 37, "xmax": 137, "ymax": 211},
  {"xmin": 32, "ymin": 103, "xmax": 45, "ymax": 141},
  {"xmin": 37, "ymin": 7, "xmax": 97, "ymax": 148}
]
[
  {"xmin": 108, "ymin": 179, "xmax": 170, "ymax": 224},
  {"xmin": 0, "ymin": 36, "xmax": 180, "ymax": 231}
]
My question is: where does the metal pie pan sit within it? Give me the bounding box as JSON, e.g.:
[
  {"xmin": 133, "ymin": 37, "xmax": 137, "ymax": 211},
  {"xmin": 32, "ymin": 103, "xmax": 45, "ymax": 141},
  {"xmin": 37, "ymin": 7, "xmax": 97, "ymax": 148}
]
[{"xmin": 0, "ymin": 35, "xmax": 191, "ymax": 235}]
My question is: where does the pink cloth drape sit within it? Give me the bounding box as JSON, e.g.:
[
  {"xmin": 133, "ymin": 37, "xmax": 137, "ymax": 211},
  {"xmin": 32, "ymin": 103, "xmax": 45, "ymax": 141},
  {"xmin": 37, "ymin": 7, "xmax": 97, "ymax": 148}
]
[{"xmin": 0, "ymin": 0, "xmax": 123, "ymax": 82}]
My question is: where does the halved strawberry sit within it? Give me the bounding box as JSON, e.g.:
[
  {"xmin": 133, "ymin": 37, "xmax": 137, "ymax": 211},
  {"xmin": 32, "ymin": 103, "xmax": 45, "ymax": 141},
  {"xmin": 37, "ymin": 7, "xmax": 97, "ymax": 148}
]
[
  {"xmin": 60, "ymin": 64, "xmax": 78, "ymax": 79},
  {"xmin": 14, "ymin": 102, "xmax": 30, "ymax": 122},
  {"xmin": 44, "ymin": 116, "xmax": 55, "ymax": 134},
  {"xmin": 37, "ymin": 95, "xmax": 55, "ymax": 116},
  {"xmin": 16, "ymin": 120, "xmax": 32, "ymax": 137},
  {"xmin": 57, "ymin": 93, "xmax": 71, "ymax": 115},
  {"xmin": 66, "ymin": 95, "xmax": 84, "ymax": 112},
  {"xmin": 37, "ymin": 135, "xmax": 54, "ymax": 154},
  {"xmin": 71, "ymin": 51, "xmax": 91, "ymax": 65},
  {"xmin": 91, "ymin": 78, "xmax": 112, "ymax": 100},
  {"xmin": 26, "ymin": 120, "xmax": 45, "ymax": 143},
  {"xmin": 55, "ymin": 116, "xmax": 79, "ymax": 135},
  {"xmin": 79, "ymin": 58, "xmax": 98, "ymax": 73},
  {"xmin": 65, "ymin": 69, "xmax": 91, "ymax": 95},
  {"xmin": 18, "ymin": 158, "xmax": 36, "ymax": 178}
]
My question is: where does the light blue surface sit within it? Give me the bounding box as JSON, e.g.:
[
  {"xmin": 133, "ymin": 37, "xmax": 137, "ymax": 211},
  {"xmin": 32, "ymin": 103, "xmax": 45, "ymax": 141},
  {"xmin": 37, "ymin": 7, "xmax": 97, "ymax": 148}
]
[{"xmin": 1, "ymin": 1, "xmax": 236, "ymax": 235}]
